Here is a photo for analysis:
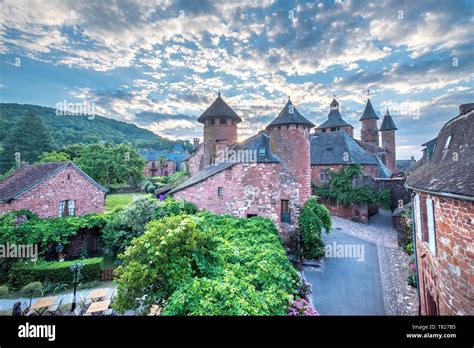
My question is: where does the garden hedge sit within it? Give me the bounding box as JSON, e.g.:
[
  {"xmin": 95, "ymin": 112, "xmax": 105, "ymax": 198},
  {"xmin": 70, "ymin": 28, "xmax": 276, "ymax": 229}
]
[{"xmin": 9, "ymin": 257, "xmax": 103, "ymax": 289}]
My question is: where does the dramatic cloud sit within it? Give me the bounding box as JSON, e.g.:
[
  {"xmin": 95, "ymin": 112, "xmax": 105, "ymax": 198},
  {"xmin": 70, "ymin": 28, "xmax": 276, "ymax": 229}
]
[{"xmin": 1, "ymin": 0, "xmax": 472, "ymax": 159}]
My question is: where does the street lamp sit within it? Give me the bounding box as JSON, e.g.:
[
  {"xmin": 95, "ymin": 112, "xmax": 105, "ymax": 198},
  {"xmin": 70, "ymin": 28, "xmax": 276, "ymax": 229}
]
[{"xmin": 70, "ymin": 262, "xmax": 84, "ymax": 312}]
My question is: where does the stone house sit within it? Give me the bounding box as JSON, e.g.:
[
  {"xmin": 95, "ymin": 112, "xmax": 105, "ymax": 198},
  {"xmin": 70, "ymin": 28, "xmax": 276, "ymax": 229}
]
[
  {"xmin": 141, "ymin": 149, "xmax": 189, "ymax": 177},
  {"xmin": 0, "ymin": 161, "xmax": 107, "ymax": 218},
  {"xmin": 171, "ymin": 95, "xmax": 314, "ymax": 243},
  {"xmin": 406, "ymin": 103, "xmax": 474, "ymax": 315}
]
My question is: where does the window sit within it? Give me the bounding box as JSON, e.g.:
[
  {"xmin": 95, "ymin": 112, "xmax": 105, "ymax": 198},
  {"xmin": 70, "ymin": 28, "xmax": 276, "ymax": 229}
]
[
  {"xmin": 426, "ymin": 198, "xmax": 437, "ymax": 255},
  {"xmin": 59, "ymin": 200, "xmax": 75, "ymax": 217},
  {"xmin": 151, "ymin": 161, "xmax": 156, "ymax": 168},
  {"xmin": 281, "ymin": 200, "xmax": 291, "ymax": 223},
  {"xmin": 247, "ymin": 214, "xmax": 257, "ymax": 218},
  {"xmin": 420, "ymin": 196, "xmax": 429, "ymax": 242},
  {"xmin": 258, "ymin": 147, "xmax": 266, "ymax": 156},
  {"xmin": 444, "ymin": 135, "xmax": 452, "ymax": 149},
  {"xmin": 219, "ymin": 118, "xmax": 226, "ymax": 125},
  {"xmin": 211, "ymin": 118, "xmax": 215, "ymax": 125},
  {"xmin": 331, "ymin": 127, "xmax": 337, "ymax": 132},
  {"xmin": 67, "ymin": 174, "xmax": 71, "ymax": 180},
  {"xmin": 414, "ymin": 194, "xmax": 422, "ymax": 240},
  {"xmin": 322, "ymin": 129, "xmax": 326, "ymax": 132},
  {"xmin": 217, "ymin": 187, "xmax": 224, "ymax": 197},
  {"xmin": 320, "ymin": 169, "xmax": 331, "ymax": 183}
]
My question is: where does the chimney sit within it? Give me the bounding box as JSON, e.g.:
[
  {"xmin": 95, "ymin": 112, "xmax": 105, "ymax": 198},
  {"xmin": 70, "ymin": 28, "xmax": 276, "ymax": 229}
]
[
  {"xmin": 459, "ymin": 103, "xmax": 474, "ymax": 115},
  {"xmin": 193, "ymin": 138, "xmax": 200, "ymax": 148}
]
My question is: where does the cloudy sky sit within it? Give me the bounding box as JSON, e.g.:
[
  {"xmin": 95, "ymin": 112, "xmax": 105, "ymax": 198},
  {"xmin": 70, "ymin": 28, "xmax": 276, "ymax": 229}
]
[{"xmin": 1, "ymin": 0, "xmax": 473, "ymax": 159}]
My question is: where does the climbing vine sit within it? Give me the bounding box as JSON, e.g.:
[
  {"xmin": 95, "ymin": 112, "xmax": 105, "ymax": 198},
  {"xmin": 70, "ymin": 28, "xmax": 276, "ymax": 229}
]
[
  {"xmin": 299, "ymin": 197, "xmax": 332, "ymax": 259},
  {"xmin": 313, "ymin": 165, "xmax": 391, "ymax": 208}
]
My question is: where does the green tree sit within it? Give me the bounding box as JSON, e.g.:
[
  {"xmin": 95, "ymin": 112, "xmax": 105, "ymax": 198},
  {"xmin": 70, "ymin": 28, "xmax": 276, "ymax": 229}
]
[
  {"xmin": 37, "ymin": 151, "xmax": 71, "ymax": 163},
  {"xmin": 0, "ymin": 112, "xmax": 53, "ymax": 173},
  {"xmin": 71, "ymin": 143, "xmax": 146, "ymax": 187},
  {"xmin": 157, "ymin": 156, "xmax": 168, "ymax": 175},
  {"xmin": 299, "ymin": 197, "xmax": 332, "ymax": 259}
]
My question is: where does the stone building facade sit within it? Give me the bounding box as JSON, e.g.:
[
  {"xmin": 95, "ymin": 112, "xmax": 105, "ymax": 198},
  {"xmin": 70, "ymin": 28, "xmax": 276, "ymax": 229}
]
[
  {"xmin": 406, "ymin": 103, "xmax": 474, "ymax": 315},
  {"xmin": 171, "ymin": 96, "xmax": 314, "ymax": 243},
  {"xmin": 0, "ymin": 162, "xmax": 107, "ymax": 218}
]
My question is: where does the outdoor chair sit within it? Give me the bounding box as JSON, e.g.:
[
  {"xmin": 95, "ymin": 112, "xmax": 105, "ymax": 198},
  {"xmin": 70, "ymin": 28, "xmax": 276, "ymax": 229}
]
[
  {"xmin": 79, "ymin": 296, "xmax": 92, "ymax": 308},
  {"xmin": 73, "ymin": 305, "xmax": 83, "ymax": 316},
  {"xmin": 47, "ymin": 298, "xmax": 63, "ymax": 316}
]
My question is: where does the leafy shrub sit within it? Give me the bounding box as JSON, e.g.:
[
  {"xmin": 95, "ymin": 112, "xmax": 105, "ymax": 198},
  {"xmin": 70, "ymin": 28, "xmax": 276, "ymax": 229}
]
[
  {"xmin": 404, "ymin": 242, "xmax": 414, "ymax": 255},
  {"xmin": 20, "ymin": 282, "xmax": 43, "ymax": 300},
  {"xmin": 0, "ymin": 210, "xmax": 107, "ymax": 257},
  {"xmin": 102, "ymin": 197, "xmax": 198, "ymax": 257},
  {"xmin": 9, "ymin": 257, "xmax": 103, "ymax": 289},
  {"xmin": 114, "ymin": 211, "xmax": 301, "ymax": 315},
  {"xmin": 299, "ymin": 197, "xmax": 332, "ymax": 259},
  {"xmin": 407, "ymin": 262, "xmax": 417, "ymax": 288},
  {"xmin": 0, "ymin": 285, "xmax": 8, "ymax": 298}
]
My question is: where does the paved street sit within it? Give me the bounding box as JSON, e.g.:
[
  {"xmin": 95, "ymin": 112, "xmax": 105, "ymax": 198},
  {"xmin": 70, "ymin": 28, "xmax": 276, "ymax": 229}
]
[
  {"xmin": 304, "ymin": 229, "xmax": 385, "ymax": 315},
  {"xmin": 304, "ymin": 209, "xmax": 418, "ymax": 316}
]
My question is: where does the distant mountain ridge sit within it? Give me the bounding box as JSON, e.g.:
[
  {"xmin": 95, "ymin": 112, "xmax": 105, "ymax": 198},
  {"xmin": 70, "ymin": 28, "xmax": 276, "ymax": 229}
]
[{"xmin": 0, "ymin": 103, "xmax": 183, "ymax": 150}]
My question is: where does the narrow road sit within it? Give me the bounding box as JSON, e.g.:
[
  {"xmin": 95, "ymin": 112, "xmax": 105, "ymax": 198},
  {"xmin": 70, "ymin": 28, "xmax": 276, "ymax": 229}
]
[
  {"xmin": 304, "ymin": 229, "xmax": 385, "ymax": 315},
  {"xmin": 303, "ymin": 209, "xmax": 418, "ymax": 315}
]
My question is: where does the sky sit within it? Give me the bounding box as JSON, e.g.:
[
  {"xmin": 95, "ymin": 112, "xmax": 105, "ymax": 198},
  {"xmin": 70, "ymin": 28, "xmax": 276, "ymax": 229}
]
[{"xmin": 0, "ymin": 0, "xmax": 473, "ymax": 160}]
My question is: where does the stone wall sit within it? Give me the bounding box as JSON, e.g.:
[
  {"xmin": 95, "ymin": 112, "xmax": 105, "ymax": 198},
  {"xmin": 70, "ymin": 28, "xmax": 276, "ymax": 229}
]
[
  {"xmin": 185, "ymin": 144, "xmax": 204, "ymax": 177},
  {"xmin": 414, "ymin": 192, "xmax": 473, "ymax": 315},
  {"xmin": 173, "ymin": 162, "xmax": 301, "ymax": 244},
  {"xmin": 324, "ymin": 200, "xmax": 369, "ymax": 223},
  {"xmin": 268, "ymin": 124, "xmax": 312, "ymax": 206},
  {"xmin": 0, "ymin": 166, "xmax": 105, "ymax": 218},
  {"xmin": 311, "ymin": 164, "xmax": 378, "ymax": 185},
  {"xmin": 144, "ymin": 160, "xmax": 176, "ymax": 177}
]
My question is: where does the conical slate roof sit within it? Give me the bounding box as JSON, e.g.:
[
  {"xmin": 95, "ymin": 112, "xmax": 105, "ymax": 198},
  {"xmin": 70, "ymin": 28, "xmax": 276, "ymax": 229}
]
[
  {"xmin": 359, "ymin": 99, "xmax": 379, "ymax": 120},
  {"xmin": 317, "ymin": 98, "xmax": 353, "ymax": 129},
  {"xmin": 380, "ymin": 110, "xmax": 398, "ymax": 131},
  {"xmin": 197, "ymin": 94, "xmax": 242, "ymax": 124},
  {"xmin": 266, "ymin": 98, "xmax": 315, "ymax": 129}
]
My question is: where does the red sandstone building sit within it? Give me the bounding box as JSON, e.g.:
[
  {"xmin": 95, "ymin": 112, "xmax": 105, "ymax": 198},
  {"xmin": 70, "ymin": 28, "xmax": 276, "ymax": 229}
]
[
  {"xmin": 0, "ymin": 162, "xmax": 107, "ymax": 218},
  {"xmin": 172, "ymin": 94, "xmax": 403, "ymax": 239},
  {"xmin": 406, "ymin": 103, "xmax": 474, "ymax": 315},
  {"xmin": 171, "ymin": 94, "xmax": 314, "ymax": 243},
  {"xmin": 141, "ymin": 149, "xmax": 188, "ymax": 177}
]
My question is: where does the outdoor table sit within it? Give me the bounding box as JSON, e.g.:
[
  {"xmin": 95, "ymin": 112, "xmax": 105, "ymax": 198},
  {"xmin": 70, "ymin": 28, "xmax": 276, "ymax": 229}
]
[
  {"xmin": 87, "ymin": 288, "xmax": 109, "ymax": 302},
  {"xmin": 86, "ymin": 299, "xmax": 111, "ymax": 315},
  {"xmin": 29, "ymin": 296, "xmax": 58, "ymax": 316}
]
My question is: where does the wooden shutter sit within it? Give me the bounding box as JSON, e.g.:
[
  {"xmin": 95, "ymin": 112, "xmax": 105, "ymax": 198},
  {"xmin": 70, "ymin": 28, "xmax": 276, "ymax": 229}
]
[
  {"xmin": 426, "ymin": 198, "xmax": 437, "ymax": 255},
  {"xmin": 415, "ymin": 194, "xmax": 422, "ymax": 240}
]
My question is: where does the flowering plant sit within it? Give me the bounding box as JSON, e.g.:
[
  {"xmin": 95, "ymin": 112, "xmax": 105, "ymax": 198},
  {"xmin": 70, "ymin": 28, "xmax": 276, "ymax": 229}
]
[{"xmin": 288, "ymin": 298, "xmax": 319, "ymax": 316}]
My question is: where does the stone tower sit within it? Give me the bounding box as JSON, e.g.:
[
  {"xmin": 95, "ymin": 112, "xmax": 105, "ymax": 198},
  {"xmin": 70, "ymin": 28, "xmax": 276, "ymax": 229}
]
[
  {"xmin": 380, "ymin": 109, "xmax": 398, "ymax": 173},
  {"xmin": 197, "ymin": 93, "xmax": 242, "ymax": 167},
  {"xmin": 360, "ymin": 98, "xmax": 380, "ymax": 146},
  {"xmin": 266, "ymin": 98, "xmax": 315, "ymax": 207}
]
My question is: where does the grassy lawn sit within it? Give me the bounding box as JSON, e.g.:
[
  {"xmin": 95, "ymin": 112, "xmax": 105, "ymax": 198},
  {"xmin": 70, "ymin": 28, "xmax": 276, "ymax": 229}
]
[{"xmin": 105, "ymin": 193, "xmax": 146, "ymax": 213}]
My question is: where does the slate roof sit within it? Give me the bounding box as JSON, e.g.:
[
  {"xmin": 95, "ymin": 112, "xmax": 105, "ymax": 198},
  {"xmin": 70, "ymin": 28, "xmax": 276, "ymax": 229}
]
[
  {"xmin": 397, "ymin": 159, "xmax": 416, "ymax": 171},
  {"xmin": 140, "ymin": 149, "xmax": 189, "ymax": 162},
  {"xmin": 267, "ymin": 99, "xmax": 315, "ymax": 129},
  {"xmin": 169, "ymin": 132, "xmax": 280, "ymax": 194},
  {"xmin": 0, "ymin": 162, "xmax": 107, "ymax": 203},
  {"xmin": 359, "ymin": 99, "xmax": 379, "ymax": 120},
  {"xmin": 379, "ymin": 110, "xmax": 397, "ymax": 130},
  {"xmin": 197, "ymin": 94, "xmax": 242, "ymax": 124},
  {"xmin": 373, "ymin": 155, "xmax": 393, "ymax": 178},
  {"xmin": 406, "ymin": 106, "xmax": 474, "ymax": 197},
  {"xmin": 317, "ymin": 109, "xmax": 353, "ymax": 129},
  {"xmin": 310, "ymin": 131, "xmax": 379, "ymax": 165}
]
